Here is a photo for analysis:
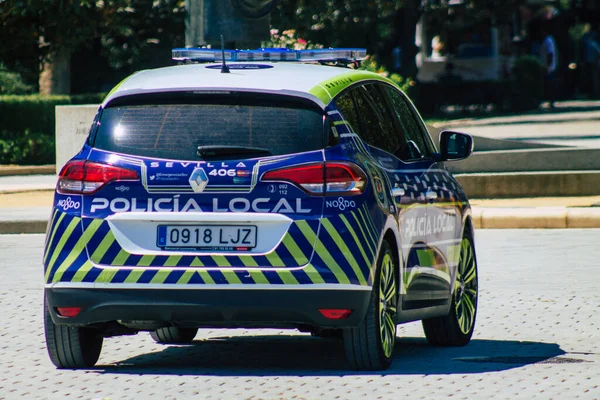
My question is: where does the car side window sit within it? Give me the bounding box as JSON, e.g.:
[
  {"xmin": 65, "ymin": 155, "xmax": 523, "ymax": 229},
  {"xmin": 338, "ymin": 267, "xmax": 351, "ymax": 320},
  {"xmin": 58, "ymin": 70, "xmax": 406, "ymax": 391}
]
[
  {"xmin": 384, "ymin": 86, "xmax": 433, "ymax": 161},
  {"xmin": 326, "ymin": 117, "xmax": 340, "ymax": 147},
  {"xmin": 334, "ymin": 91, "xmax": 362, "ymax": 135},
  {"xmin": 352, "ymin": 86, "xmax": 395, "ymax": 153},
  {"xmin": 87, "ymin": 107, "xmax": 103, "ymax": 145},
  {"xmin": 360, "ymin": 84, "xmax": 403, "ymax": 156},
  {"xmin": 337, "ymin": 85, "xmax": 400, "ymax": 157},
  {"xmin": 336, "ymin": 87, "xmax": 384, "ymax": 150}
]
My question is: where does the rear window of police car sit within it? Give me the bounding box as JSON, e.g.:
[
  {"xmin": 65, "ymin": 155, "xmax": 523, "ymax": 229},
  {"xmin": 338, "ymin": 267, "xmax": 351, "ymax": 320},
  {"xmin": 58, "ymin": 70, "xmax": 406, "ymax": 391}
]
[{"xmin": 93, "ymin": 93, "xmax": 327, "ymax": 160}]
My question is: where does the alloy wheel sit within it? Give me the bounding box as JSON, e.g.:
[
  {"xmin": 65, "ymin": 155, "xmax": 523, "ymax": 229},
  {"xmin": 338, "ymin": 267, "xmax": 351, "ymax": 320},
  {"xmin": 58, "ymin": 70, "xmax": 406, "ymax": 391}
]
[
  {"xmin": 379, "ymin": 252, "xmax": 398, "ymax": 358},
  {"xmin": 455, "ymin": 237, "xmax": 478, "ymax": 335}
]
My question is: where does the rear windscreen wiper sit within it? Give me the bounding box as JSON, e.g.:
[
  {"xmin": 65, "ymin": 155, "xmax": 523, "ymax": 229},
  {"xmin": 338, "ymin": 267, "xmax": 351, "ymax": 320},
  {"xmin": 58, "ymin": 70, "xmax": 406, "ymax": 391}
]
[{"xmin": 197, "ymin": 145, "xmax": 272, "ymax": 160}]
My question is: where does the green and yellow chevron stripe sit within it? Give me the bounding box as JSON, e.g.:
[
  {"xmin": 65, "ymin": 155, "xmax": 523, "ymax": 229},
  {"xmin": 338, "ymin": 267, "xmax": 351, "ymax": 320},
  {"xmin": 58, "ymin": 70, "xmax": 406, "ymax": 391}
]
[{"xmin": 45, "ymin": 211, "xmax": 377, "ymax": 287}]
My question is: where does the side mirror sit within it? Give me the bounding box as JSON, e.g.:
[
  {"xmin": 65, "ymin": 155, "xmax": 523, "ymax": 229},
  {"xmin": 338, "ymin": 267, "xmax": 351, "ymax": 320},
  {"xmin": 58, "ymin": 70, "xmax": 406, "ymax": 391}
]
[{"xmin": 439, "ymin": 131, "xmax": 473, "ymax": 161}]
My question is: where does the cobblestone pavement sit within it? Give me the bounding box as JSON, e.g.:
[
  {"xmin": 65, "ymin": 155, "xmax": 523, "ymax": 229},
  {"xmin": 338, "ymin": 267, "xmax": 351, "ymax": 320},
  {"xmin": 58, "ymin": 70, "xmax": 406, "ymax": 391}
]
[{"xmin": 1, "ymin": 231, "xmax": 599, "ymax": 400}]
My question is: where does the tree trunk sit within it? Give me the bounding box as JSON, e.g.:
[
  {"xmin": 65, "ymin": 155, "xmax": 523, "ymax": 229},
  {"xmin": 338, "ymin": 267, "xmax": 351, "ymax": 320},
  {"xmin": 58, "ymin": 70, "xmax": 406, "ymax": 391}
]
[
  {"xmin": 399, "ymin": 0, "xmax": 421, "ymax": 79},
  {"xmin": 381, "ymin": 0, "xmax": 422, "ymax": 78},
  {"xmin": 39, "ymin": 48, "xmax": 71, "ymax": 95}
]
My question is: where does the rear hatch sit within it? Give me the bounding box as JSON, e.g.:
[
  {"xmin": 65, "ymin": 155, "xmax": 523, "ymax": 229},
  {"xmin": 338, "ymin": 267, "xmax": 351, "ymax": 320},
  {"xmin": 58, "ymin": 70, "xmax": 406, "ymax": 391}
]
[{"xmin": 78, "ymin": 92, "xmax": 327, "ymax": 269}]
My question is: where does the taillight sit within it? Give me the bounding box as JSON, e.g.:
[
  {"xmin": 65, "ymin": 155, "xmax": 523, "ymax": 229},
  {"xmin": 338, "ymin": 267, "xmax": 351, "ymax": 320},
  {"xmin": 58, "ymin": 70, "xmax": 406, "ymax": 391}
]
[
  {"xmin": 261, "ymin": 162, "xmax": 366, "ymax": 196},
  {"xmin": 325, "ymin": 163, "xmax": 367, "ymax": 195},
  {"xmin": 262, "ymin": 163, "xmax": 325, "ymax": 193},
  {"xmin": 319, "ymin": 309, "xmax": 352, "ymax": 319},
  {"xmin": 56, "ymin": 307, "xmax": 82, "ymax": 318},
  {"xmin": 57, "ymin": 160, "xmax": 139, "ymax": 194}
]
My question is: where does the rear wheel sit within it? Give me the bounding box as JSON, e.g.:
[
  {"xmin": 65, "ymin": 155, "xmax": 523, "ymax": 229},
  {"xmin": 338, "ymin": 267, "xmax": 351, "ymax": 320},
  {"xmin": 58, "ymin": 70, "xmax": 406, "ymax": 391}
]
[
  {"xmin": 422, "ymin": 230, "xmax": 478, "ymax": 346},
  {"xmin": 44, "ymin": 302, "xmax": 103, "ymax": 369},
  {"xmin": 343, "ymin": 240, "xmax": 398, "ymax": 370},
  {"xmin": 150, "ymin": 327, "xmax": 198, "ymax": 344}
]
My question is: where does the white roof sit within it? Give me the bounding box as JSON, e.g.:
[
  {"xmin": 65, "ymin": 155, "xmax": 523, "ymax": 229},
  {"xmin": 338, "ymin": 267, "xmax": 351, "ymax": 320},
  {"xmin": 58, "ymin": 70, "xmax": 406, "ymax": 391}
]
[{"xmin": 103, "ymin": 62, "xmax": 356, "ymax": 108}]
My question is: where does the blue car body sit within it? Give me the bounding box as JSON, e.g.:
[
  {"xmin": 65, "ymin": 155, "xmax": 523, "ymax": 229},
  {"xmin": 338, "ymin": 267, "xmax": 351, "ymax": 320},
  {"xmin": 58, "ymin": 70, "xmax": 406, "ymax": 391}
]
[{"xmin": 43, "ymin": 53, "xmax": 477, "ymax": 370}]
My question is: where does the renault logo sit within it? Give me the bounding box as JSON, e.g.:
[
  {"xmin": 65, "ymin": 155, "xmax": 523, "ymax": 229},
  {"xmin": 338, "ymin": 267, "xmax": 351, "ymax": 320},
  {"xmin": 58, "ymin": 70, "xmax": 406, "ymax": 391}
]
[{"xmin": 189, "ymin": 168, "xmax": 209, "ymax": 193}]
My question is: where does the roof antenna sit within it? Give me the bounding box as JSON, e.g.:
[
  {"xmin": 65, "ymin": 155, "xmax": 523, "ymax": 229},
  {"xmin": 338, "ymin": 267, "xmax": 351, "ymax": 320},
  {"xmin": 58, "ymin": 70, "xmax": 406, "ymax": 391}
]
[{"xmin": 220, "ymin": 35, "xmax": 230, "ymax": 74}]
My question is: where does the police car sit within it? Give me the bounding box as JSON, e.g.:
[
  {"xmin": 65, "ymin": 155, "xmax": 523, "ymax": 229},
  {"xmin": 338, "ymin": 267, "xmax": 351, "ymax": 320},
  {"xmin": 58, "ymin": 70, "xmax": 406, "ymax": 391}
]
[{"xmin": 43, "ymin": 48, "xmax": 478, "ymax": 371}]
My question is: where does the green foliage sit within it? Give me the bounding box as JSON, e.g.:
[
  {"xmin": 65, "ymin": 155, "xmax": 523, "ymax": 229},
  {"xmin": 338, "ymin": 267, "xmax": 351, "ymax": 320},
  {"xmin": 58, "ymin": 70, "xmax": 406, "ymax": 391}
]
[
  {"xmin": 509, "ymin": 56, "xmax": 545, "ymax": 111},
  {"xmin": 261, "ymin": 29, "xmax": 417, "ymax": 100},
  {"xmin": 0, "ymin": 94, "xmax": 105, "ymax": 137},
  {"xmin": 359, "ymin": 57, "xmax": 414, "ymax": 96},
  {"xmin": 271, "ymin": 1, "xmax": 402, "ymax": 55},
  {"xmin": 0, "ymin": 130, "xmax": 55, "ymax": 165},
  {"xmin": 2, "ymin": 0, "xmax": 185, "ymax": 60},
  {"xmin": 98, "ymin": 0, "xmax": 186, "ymax": 71},
  {"xmin": 569, "ymin": 23, "xmax": 588, "ymax": 43},
  {"xmin": 0, "ymin": 0, "xmax": 185, "ymax": 92},
  {"xmin": 272, "ymin": 1, "xmax": 430, "ymax": 78},
  {"xmin": 0, "ymin": 66, "xmax": 32, "ymax": 95},
  {"xmin": 0, "ymin": 93, "xmax": 105, "ymax": 164},
  {"xmin": 262, "ymin": 28, "xmax": 415, "ymax": 98},
  {"xmin": 262, "ymin": 29, "xmax": 323, "ymax": 50}
]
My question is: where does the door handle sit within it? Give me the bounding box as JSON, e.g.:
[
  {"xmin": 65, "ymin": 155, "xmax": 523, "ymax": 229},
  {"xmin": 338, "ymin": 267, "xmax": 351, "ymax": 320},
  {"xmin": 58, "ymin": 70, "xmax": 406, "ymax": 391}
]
[
  {"xmin": 392, "ymin": 187, "xmax": 405, "ymax": 197},
  {"xmin": 425, "ymin": 190, "xmax": 438, "ymax": 201}
]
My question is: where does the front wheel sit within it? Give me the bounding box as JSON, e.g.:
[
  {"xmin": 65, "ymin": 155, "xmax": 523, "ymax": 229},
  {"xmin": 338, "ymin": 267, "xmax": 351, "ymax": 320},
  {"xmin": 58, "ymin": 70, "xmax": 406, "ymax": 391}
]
[
  {"xmin": 44, "ymin": 302, "xmax": 103, "ymax": 369},
  {"xmin": 343, "ymin": 240, "xmax": 398, "ymax": 370},
  {"xmin": 422, "ymin": 229, "xmax": 478, "ymax": 346}
]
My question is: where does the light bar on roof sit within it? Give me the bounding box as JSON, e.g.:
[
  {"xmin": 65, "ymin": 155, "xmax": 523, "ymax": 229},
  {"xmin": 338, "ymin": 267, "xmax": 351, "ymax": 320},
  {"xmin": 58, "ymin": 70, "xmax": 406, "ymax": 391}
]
[
  {"xmin": 237, "ymin": 49, "xmax": 298, "ymax": 61},
  {"xmin": 172, "ymin": 49, "xmax": 236, "ymax": 62},
  {"xmin": 172, "ymin": 48, "xmax": 367, "ymax": 63},
  {"xmin": 297, "ymin": 49, "xmax": 367, "ymax": 62}
]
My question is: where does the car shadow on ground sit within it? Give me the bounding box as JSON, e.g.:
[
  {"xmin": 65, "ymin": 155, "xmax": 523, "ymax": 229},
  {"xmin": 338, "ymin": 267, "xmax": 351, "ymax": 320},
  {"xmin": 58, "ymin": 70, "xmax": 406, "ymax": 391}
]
[{"xmin": 92, "ymin": 334, "xmax": 567, "ymax": 376}]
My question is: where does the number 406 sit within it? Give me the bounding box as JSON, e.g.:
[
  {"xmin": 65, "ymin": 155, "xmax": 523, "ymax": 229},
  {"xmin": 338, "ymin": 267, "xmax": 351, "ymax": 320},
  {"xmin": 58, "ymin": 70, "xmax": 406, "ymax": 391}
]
[{"xmin": 209, "ymin": 169, "xmax": 236, "ymax": 177}]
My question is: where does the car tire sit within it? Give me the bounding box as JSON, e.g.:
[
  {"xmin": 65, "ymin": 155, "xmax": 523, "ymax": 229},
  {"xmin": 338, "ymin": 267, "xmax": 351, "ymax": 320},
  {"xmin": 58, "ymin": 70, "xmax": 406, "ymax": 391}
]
[
  {"xmin": 343, "ymin": 240, "xmax": 398, "ymax": 371},
  {"xmin": 150, "ymin": 327, "xmax": 198, "ymax": 344},
  {"xmin": 44, "ymin": 301, "xmax": 103, "ymax": 369},
  {"xmin": 422, "ymin": 229, "xmax": 478, "ymax": 346}
]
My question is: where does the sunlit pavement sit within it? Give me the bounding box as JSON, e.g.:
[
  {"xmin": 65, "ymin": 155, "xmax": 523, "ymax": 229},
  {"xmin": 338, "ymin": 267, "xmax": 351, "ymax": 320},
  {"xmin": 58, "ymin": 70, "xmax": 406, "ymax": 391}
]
[{"xmin": 1, "ymin": 231, "xmax": 598, "ymax": 399}]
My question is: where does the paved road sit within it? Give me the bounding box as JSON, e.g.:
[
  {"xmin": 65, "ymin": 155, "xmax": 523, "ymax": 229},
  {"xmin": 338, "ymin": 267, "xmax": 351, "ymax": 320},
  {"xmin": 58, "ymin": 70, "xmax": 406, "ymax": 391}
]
[
  {"xmin": 1, "ymin": 231, "xmax": 599, "ymax": 399},
  {"xmin": 457, "ymin": 123, "xmax": 600, "ymax": 148},
  {"xmin": 0, "ymin": 175, "xmax": 56, "ymax": 194},
  {"xmin": 443, "ymin": 107, "xmax": 600, "ymax": 148}
]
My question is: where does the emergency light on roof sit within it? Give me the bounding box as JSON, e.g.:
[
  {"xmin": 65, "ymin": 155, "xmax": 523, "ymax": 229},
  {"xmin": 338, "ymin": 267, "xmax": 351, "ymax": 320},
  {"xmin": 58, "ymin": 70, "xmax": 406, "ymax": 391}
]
[{"xmin": 172, "ymin": 48, "xmax": 367, "ymax": 63}]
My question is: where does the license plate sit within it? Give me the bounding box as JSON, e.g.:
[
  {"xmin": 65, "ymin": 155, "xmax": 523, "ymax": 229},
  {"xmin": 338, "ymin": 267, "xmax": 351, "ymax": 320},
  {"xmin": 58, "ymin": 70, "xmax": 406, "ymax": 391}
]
[{"xmin": 157, "ymin": 225, "xmax": 257, "ymax": 251}]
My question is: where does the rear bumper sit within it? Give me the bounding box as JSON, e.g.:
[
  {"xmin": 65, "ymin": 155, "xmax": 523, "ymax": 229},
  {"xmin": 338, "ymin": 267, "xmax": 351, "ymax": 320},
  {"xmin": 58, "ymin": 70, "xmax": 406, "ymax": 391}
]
[{"xmin": 45, "ymin": 284, "xmax": 372, "ymax": 329}]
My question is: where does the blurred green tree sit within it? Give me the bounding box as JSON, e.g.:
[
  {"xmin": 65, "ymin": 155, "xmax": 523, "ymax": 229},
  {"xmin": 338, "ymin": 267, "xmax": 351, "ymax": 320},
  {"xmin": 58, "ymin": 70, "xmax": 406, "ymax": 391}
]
[
  {"xmin": 269, "ymin": 0, "xmax": 533, "ymax": 78},
  {"xmin": 0, "ymin": 0, "xmax": 184, "ymax": 94},
  {"xmin": 0, "ymin": 64, "xmax": 33, "ymax": 94},
  {"xmin": 270, "ymin": 0, "xmax": 428, "ymax": 78},
  {"xmin": 1, "ymin": 0, "xmax": 581, "ymax": 94}
]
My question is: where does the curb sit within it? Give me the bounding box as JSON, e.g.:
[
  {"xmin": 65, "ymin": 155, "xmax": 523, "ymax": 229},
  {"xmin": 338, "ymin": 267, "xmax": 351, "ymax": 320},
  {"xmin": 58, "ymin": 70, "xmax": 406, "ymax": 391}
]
[
  {"xmin": 0, "ymin": 165, "xmax": 56, "ymax": 176},
  {"xmin": 2, "ymin": 207, "xmax": 600, "ymax": 234},
  {"xmin": 450, "ymin": 149, "xmax": 600, "ymax": 175},
  {"xmin": 0, "ymin": 220, "xmax": 49, "ymax": 234},
  {"xmin": 456, "ymin": 171, "xmax": 600, "ymax": 198},
  {"xmin": 0, "ymin": 188, "xmax": 55, "ymax": 195},
  {"xmin": 471, "ymin": 207, "xmax": 600, "ymax": 229}
]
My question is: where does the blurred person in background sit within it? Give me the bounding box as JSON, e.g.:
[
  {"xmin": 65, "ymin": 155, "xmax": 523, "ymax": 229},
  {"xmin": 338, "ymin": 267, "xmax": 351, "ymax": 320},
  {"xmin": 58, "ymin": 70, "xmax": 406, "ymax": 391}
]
[
  {"xmin": 582, "ymin": 22, "xmax": 600, "ymax": 98},
  {"xmin": 539, "ymin": 23, "xmax": 559, "ymax": 107},
  {"xmin": 431, "ymin": 35, "xmax": 445, "ymax": 58}
]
